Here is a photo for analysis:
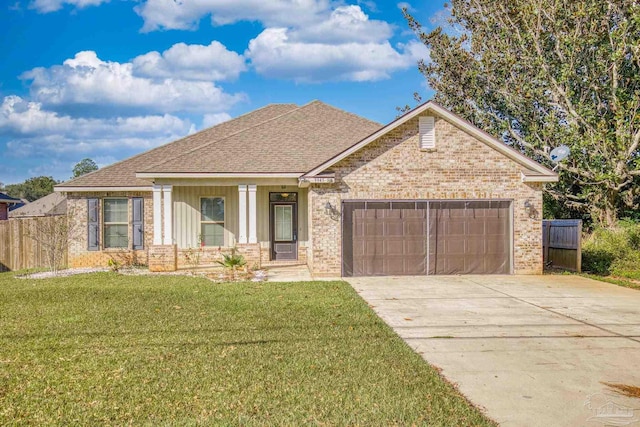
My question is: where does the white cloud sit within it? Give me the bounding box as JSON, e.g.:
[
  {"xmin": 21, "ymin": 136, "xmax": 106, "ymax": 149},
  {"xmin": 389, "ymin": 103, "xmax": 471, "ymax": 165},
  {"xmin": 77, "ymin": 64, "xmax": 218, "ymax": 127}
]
[
  {"xmin": 132, "ymin": 41, "xmax": 246, "ymax": 81},
  {"xmin": 202, "ymin": 113, "xmax": 232, "ymax": 128},
  {"xmin": 397, "ymin": 2, "xmax": 415, "ymax": 13},
  {"xmin": 246, "ymin": 28, "xmax": 425, "ymax": 83},
  {"xmin": 135, "ymin": 0, "xmax": 330, "ymax": 32},
  {"xmin": 29, "ymin": 0, "xmax": 108, "ymax": 13},
  {"xmin": 1, "ymin": 95, "xmax": 195, "ymax": 156},
  {"xmin": 21, "ymin": 51, "xmax": 245, "ymax": 114},
  {"xmin": 292, "ymin": 5, "xmax": 393, "ymax": 44}
]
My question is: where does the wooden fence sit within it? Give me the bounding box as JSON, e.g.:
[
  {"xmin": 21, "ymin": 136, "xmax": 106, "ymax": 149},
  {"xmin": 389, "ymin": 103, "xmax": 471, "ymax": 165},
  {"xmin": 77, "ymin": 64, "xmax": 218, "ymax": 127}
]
[
  {"xmin": 543, "ymin": 219, "xmax": 582, "ymax": 272},
  {"xmin": 0, "ymin": 217, "xmax": 67, "ymax": 272}
]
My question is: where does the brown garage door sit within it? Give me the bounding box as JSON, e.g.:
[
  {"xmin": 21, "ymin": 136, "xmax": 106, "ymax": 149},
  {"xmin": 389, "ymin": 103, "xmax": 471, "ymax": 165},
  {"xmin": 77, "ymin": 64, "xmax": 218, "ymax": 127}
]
[{"xmin": 342, "ymin": 200, "xmax": 511, "ymax": 277}]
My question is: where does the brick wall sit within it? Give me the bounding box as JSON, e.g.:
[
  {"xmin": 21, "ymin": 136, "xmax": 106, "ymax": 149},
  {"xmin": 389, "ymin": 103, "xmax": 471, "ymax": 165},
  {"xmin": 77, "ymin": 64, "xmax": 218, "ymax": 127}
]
[
  {"xmin": 308, "ymin": 114, "xmax": 544, "ymax": 276},
  {"xmin": 66, "ymin": 192, "xmax": 153, "ymax": 268}
]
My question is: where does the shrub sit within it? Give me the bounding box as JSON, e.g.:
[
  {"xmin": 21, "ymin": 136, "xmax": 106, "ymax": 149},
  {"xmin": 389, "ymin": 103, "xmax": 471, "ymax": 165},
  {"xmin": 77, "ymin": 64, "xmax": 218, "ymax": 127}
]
[{"xmin": 582, "ymin": 221, "xmax": 640, "ymax": 278}]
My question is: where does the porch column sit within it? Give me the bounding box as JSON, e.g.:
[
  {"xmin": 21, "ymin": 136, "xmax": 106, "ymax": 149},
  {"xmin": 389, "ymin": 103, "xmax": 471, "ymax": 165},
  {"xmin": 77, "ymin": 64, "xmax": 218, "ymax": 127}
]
[
  {"xmin": 248, "ymin": 184, "xmax": 257, "ymax": 243},
  {"xmin": 238, "ymin": 185, "xmax": 248, "ymax": 244},
  {"xmin": 152, "ymin": 184, "xmax": 162, "ymax": 245},
  {"xmin": 162, "ymin": 185, "xmax": 173, "ymax": 245}
]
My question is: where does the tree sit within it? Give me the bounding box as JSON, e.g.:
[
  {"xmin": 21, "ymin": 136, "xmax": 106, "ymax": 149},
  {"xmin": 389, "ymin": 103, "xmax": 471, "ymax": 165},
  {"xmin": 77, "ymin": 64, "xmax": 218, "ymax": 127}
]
[
  {"xmin": 23, "ymin": 210, "xmax": 80, "ymax": 275},
  {"xmin": 5, "ymin": 176, "xmax": 58, "ymax": 202},
  {"xmin": 404, "ymin": 0, "xmax": 640, "ymax": 226},
  {"xmin": 72, "ymin": 158, "xmax": 98, "ymax": 178}
]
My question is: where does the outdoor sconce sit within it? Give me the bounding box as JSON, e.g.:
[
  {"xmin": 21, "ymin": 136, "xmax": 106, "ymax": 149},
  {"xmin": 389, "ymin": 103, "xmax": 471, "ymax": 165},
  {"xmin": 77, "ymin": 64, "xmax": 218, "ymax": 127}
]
[
  {"xmin": 324, "ymin": 201, "xmax": 340, "ymax": 220},
  {"xmin": 524, "ymin": 199, "xmax": 537, "ymax": 219}
]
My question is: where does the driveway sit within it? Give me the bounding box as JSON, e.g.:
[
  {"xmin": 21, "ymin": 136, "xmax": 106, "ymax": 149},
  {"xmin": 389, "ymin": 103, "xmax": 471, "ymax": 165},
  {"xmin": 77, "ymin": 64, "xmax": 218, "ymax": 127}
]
[{"xmin": 346, "ymin": 275, "xmax": 640, "ymax": 427}]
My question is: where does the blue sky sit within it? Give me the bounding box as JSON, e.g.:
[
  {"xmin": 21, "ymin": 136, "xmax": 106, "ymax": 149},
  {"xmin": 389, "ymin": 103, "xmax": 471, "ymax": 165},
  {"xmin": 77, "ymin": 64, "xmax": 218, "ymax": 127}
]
[{"xmin": 0, "ymin": 0, "xmax": 445, "ymax": 185}]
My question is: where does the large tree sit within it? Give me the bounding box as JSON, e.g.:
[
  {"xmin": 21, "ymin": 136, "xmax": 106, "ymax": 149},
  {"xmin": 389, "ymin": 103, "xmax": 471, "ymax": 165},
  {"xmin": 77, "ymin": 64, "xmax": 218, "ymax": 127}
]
[
  {"xmin": 405, "ymin": 0, "xmax": 640, "ymax": 226},
  {"xmin": 5, "ymin": 176, "xmax": 58, "ymax": 202},
  {"xmin": 72, "ymin": 158, "xmax": 99, "ymax": 178}
]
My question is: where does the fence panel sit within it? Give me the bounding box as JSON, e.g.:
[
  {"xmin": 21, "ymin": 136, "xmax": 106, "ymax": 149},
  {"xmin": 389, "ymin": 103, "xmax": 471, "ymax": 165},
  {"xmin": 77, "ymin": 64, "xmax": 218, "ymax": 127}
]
[
  {"xmin": 0, "ymin": 217, "xmax": 68, "ymax": 272},
  {"xmin": 543, "ymin": 219, "xmax": 582, "ymax": 272}
]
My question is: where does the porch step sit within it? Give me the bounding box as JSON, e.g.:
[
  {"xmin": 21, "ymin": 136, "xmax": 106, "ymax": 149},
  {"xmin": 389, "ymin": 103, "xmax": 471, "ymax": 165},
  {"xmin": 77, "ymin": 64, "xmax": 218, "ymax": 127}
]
[{"xmin": 262, "ymin": 261, "xmax": 306, "ymax": 268}]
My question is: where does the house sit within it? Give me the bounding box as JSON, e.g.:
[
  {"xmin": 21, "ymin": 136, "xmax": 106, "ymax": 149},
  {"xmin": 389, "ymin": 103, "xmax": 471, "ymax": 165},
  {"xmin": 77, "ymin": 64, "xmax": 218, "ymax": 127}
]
[
  {"xmin": 9, "ymin": 192, "xmax": 67, "ymax": 218},
  {"xmin": 0, "ymin": 193, "xmax": 22, "ymax": 220},
  {"xmin": 55, "ymin": 100, "xmax": 558, "ymax": 276}
]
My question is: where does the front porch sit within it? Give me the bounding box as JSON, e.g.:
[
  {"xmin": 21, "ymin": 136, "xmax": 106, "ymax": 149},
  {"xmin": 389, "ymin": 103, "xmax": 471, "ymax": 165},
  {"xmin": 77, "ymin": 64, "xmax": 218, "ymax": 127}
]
[{"xmin": 147, "ymin": 180, "xmax": 309, "ymax": 272}]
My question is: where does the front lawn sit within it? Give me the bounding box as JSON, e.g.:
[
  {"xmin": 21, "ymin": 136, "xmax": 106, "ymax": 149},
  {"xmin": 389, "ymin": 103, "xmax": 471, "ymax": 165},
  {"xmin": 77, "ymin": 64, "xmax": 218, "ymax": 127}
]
[{"xmin": 0, "ymin": 272, "xmax": 493, "ymax": 426}]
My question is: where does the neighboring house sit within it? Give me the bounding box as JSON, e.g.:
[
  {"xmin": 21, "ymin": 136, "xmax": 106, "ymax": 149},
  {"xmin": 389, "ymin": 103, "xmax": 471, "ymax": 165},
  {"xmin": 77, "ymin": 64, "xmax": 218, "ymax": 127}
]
[
  {"xmin": 9, "ymin": 192, "xmax": 67, "ymax": 218},
  {"xmin": 0, "ymin": 193, "xmax": 22, "ymax": 220},
  {"xmin": 55, "ymin": 100, "xmax": 558, "ymax": 276}
]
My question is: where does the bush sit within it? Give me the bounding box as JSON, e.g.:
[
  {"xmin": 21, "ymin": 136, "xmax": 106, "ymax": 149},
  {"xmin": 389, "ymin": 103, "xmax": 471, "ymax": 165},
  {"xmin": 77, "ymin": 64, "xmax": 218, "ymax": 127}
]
[{"xmin": 582, "ymin": 221, "xmax": 640, "ymax": 278}]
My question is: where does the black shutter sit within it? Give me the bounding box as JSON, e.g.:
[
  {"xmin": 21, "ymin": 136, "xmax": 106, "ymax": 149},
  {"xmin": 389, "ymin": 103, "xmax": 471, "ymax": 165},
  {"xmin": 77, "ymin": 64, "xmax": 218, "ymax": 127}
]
[
  {"xmin": 88, "ymin": 198, "xmax": 99, "ymax": 251},
  {"xmin": 132, "ymin": 197, "xmax": 144, "ymax": 250}
]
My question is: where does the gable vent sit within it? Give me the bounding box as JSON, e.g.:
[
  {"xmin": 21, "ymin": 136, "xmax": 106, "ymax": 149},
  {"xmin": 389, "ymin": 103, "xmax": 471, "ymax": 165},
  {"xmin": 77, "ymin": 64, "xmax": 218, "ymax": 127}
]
[{"xmin": 419, "ymin": 116, "xmax": 435, "ymax": 149}]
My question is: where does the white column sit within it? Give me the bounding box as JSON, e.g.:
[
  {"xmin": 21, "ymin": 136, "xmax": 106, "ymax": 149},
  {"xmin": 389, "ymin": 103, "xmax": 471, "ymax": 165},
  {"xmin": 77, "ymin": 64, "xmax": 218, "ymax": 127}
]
[
  {"xmin": 152, "ymin": 184, "xmax": 162, "ymax": 245},
  {"xmin": 163, "ymin": 185, "xmax": 173, "ymax": 245},
  {"xmin": 238, "ymin": 185, "xmax": 248, "ymax": 244},
  {"xmin": 248, "ymin": 184, "xmax": 257, "ymax": 244}
]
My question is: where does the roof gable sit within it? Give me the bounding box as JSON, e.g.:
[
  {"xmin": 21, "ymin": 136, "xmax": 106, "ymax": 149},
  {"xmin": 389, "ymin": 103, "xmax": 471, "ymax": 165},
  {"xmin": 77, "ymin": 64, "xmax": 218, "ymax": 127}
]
[{"xmin": 303, "ymin": 101, "xmax": 558, "ymax": 182}]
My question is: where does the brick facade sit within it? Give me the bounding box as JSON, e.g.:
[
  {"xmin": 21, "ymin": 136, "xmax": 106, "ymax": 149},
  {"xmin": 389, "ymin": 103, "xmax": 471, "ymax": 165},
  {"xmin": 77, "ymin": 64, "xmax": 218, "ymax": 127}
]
[
  {"xmin": 307, "ymin": 113, "xmax": 544, "ymax": 276},
  {"xmin": 66, "ymin": 192, "xmax": 153, "ymax": 268}
]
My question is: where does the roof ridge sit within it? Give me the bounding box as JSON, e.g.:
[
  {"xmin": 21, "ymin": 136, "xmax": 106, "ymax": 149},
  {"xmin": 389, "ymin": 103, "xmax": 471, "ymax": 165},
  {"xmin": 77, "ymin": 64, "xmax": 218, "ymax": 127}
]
[
  {"xmin": 306, "ymin": 100, "xmax": 383, "ymax": 128},
  {"xmin": 57, "ymin": 103, "xmax": 298, "ymax": 187},
  {"xmin": 138, "ymin": 101, "xmax": 323, "ymax": 173}
]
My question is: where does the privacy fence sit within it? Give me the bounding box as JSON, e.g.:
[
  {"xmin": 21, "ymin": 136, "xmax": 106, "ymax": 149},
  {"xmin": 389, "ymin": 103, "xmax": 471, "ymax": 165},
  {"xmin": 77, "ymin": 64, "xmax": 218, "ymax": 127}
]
[
  {"xmin": 543, "ymin": 219, "xmax": 582, "ymax": 272},
  {"xmin": 0, "ymin": 217, "xmax": 68, "ymax": 272}
]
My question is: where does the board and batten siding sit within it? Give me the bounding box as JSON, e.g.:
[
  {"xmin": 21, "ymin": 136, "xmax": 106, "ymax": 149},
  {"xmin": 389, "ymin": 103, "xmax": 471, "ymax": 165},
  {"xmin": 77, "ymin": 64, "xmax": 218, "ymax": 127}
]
[
  {"xmin": 172, "ymin": 185, "xmax": 308, "ymax": 250},
  {"xmin": 173, "ymin": 186, "xmax": 239, "ymax": 249}
]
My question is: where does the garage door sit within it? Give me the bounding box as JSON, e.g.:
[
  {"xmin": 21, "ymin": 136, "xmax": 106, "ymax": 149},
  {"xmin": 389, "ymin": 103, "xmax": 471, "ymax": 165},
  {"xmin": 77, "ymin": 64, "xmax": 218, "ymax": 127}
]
[{"xmin": 342, "ymin": 200, "xmax": 511, "ymax": 276}]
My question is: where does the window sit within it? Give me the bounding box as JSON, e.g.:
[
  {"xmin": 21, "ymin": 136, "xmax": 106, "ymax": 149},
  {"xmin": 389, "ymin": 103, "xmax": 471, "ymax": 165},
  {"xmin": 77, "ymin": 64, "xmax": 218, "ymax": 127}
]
[
  {"xmin": 104, "ymin": 198, "xmax": 128, "ymax": 248},
  {"xmin": 201, "ymin": 197, "xmax": 224, "ymax": 246},
  {"xmin": 419, "ymin": 116, "xmax": 435, "ymax": 149}
]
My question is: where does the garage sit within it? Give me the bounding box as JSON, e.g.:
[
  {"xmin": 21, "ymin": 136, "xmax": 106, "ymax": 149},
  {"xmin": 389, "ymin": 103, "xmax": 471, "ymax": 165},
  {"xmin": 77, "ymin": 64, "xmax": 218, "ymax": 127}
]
[{"xmin": 342, "ymin": 200, "xmax": 512, "ymax": 276}]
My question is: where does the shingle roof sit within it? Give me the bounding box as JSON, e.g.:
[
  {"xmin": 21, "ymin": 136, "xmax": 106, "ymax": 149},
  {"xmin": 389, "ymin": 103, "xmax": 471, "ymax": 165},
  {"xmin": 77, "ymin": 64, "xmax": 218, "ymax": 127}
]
[
  {"xmin": 56, "ymin": 101, "xmax": 381, "ymax": 188},
  {"xmin": 140, "ymin": 101, "xmax": 382, "ymax": 175},
  {"xmin": 56, "ymin": 103, "xmax": 300, "ymax": 188},
  {"xmin": 9, "ymin": 192, "xmax": 67, "ymax": 217},
  {"xmin": 0, "ymin": 192, "xmax": 22, "ymax": 203}
]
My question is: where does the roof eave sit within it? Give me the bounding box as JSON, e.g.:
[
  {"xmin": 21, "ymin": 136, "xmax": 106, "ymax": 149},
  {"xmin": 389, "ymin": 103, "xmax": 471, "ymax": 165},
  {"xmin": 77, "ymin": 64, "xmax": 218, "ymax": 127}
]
[
  {"xmin": 135, "ymin": 172, "xmax": 303, "ymax": 179},
  {"xmin": 55, "ymin": 186, "xmax": 152, "ymax": 192}
]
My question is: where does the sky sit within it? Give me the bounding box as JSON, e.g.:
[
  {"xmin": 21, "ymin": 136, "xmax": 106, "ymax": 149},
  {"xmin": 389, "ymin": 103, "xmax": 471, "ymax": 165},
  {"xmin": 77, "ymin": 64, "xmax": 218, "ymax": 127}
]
[{"xmin": 0, "ymin": 0, "xmax": 446, "ymax": 185}]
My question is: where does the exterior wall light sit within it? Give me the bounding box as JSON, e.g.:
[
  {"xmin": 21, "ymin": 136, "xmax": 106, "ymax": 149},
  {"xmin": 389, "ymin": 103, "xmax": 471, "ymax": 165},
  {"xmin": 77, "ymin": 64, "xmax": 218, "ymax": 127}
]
[
  {"xmin": 324, "ymin": 201, "xmax": 340, "ymax": 220},
  {"xmin": 524, "ymin": 199, "xmax": 537, "ymax": 219}
]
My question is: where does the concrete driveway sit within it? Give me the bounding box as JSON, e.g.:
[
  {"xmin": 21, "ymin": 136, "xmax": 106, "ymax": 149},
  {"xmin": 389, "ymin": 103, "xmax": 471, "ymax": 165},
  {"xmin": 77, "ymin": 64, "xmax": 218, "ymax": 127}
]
[{"xmin": 346, "ymin": 275, "xmax": 640, "ymax": 427}]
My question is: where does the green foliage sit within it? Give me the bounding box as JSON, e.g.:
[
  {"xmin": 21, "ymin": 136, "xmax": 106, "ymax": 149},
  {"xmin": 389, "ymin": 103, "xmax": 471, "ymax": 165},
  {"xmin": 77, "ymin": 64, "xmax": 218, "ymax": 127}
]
[
  {"xmin": 582, "ymin": 221, "xmax": 640, "ymax": 278},
  {"xmin": 0, "ymin": 274, "xmax": 493, "ymax": 425},
  {"xmin": 4, "ymin": 176, "xmax": 58, "ymax": 202},
  {"xmin": 72, "ymin": 158, "xmax": 98, "ymax": 178},
  {"xmin": 216, "ymin": 247, "xmax": 247, "ymax": 270},
  {"xmin": 404, "ymin": 0, "xmax": 640, "ymax": 226}
]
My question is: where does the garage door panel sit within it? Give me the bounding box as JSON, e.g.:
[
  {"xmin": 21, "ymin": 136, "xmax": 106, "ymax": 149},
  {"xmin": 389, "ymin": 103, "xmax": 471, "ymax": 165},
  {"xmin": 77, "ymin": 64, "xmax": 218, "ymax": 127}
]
[{"xmin": 344, "ymin": 200, "xmax": 511, "ymax": 276}]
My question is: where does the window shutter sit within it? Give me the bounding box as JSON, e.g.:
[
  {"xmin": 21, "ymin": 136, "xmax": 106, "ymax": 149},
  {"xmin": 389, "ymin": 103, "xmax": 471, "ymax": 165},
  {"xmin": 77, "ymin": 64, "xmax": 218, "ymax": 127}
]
[
  {"xmin": 419, "ymin": 116, "xmax": 435, "ymax": 149},
  {"xmin": 132, "ymin": 197, "xmax": 144, "ymax": 250},
  {"xmin": 87, "ymin": 198, "xmax": 99, "ymax": 251}
]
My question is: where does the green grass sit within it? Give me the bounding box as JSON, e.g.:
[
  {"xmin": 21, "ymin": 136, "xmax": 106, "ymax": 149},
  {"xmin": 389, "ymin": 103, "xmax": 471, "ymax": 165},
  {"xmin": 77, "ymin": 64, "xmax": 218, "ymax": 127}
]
[
  {"xmin": 576, "ymin": 273, "xmax": 640, "ymax": 291},
  {"xmin": 0, "ymin": 272, "xmax": 493, "ymax": 426}
]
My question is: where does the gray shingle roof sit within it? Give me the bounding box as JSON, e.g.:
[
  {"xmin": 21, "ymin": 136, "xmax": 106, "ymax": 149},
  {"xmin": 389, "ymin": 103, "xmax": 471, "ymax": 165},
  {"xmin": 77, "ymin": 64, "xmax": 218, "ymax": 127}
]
[
  {"xmin": 9, "ymin": 192, "xmax": 67, "ymax": 217},
  {"xmin": 56, "ymin": 103, "xmax": 299, "ymax": 188},
  {"xmin": 140, "ymin": 101, "xmax": 382, "ymax": 175},
  {"xmin": 56, "ymin": 101, "xmax": 381, "ymax": 188}
]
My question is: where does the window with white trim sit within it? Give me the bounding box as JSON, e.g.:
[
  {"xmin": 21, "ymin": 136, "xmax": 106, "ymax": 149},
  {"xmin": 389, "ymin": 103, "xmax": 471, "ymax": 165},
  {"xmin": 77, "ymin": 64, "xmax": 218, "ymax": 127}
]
[
  {"xmin": 201, "ymin": 197, "xmax": 225, "ymax": 246},
  {"xmin": 419, "ymin": 116, "xmax": 436, "ymax": 149},
  {"xmin": 103, "ymin": 198, "xmax": 128, "ymax": 248}
]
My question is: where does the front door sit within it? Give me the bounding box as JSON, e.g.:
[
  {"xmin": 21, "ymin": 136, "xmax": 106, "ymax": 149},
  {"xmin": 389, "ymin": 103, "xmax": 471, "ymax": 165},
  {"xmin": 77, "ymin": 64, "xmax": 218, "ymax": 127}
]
[{"xmin": 270, "ymin": 193, "xmax": 298, "ymax": 261}]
